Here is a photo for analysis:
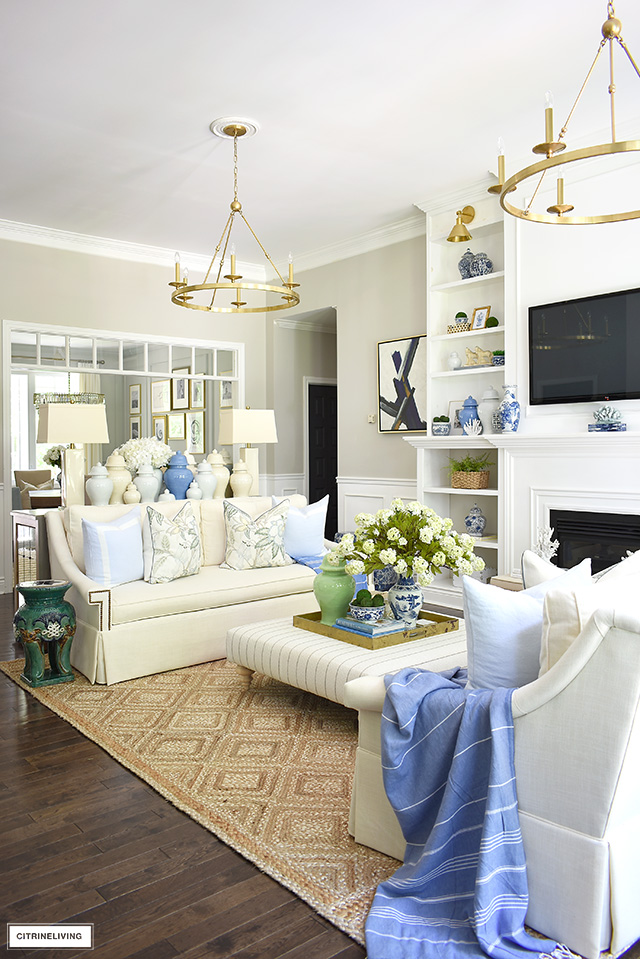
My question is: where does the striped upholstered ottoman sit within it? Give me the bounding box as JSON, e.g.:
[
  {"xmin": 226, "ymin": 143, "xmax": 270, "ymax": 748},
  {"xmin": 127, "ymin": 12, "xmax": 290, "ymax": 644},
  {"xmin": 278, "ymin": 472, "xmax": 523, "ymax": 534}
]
[{"xmin": 226, "ymin": 617, "xmax": 467, "ymax": 706}]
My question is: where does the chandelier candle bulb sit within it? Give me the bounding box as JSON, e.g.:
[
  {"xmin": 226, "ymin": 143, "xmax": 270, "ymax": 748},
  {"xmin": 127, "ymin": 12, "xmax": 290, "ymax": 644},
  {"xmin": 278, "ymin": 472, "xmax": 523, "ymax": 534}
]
[{"xmin": 174, "ymin": 252, "xmax": 180, "ymax": 283}]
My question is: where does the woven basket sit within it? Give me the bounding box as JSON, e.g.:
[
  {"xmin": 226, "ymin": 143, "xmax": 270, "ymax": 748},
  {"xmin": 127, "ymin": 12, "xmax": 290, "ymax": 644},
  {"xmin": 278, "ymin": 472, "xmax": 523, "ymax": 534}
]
[{"xmin": 451, "ymin": 470, "xmax": 490, "ymax": 489}]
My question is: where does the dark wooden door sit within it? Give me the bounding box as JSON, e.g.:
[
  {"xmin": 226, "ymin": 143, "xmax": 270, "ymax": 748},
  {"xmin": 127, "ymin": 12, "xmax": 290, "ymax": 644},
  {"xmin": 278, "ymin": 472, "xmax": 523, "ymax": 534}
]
[{"xmin": 308, "ymin": 383, "xmax": 338, "ymax": 539}]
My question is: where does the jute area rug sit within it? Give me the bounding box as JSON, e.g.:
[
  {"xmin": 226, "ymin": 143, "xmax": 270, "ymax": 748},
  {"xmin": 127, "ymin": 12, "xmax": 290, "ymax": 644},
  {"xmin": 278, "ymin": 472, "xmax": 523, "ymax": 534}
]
[{"xmin": 0, "ymin": 658, "xmax": 397, "ymax": 945}]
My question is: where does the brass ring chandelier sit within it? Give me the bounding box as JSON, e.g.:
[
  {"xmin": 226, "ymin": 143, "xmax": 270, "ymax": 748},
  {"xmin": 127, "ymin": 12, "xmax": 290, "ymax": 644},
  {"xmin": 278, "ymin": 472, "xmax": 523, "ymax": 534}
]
[
  {"xmin": 170, "ymin": 119, "xmax": 300, "ymax": 313},
  {"xmin": 491, "ymin": 2, "xmax": 640, "ymax": 225}
]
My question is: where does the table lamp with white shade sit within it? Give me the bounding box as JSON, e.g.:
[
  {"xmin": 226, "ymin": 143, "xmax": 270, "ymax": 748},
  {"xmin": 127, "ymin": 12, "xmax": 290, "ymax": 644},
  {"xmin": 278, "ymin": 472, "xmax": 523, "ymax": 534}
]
[
  {"xmin": 217, "ymin": 408, "xmax": 277, "ymax": 496},
  {"xmin": 35, "ymin": 394, "xmax": 110, "ymax": 506}
]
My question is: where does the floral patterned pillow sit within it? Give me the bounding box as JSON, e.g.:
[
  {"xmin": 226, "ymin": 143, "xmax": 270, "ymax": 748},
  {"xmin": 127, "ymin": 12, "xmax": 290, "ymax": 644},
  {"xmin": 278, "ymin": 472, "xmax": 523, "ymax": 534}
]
[
  {"xmin": 223, "ymin": 500, "xmax": 294, "ymax": 570},
  {"xmin": 143, "ymin": 502, "xmax": 202, "ymax": 584}
]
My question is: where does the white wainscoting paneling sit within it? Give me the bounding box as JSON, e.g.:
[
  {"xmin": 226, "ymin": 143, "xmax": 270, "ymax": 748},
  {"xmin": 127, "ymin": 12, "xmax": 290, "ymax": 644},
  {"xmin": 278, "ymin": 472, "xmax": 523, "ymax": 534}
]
[
  {"xmin": 337, "ymin": 476, "xmax": 417, "ymax": 531},
  {"xmin": 261, "ymin": 474, "xmax": 305, "ymax": 498}
]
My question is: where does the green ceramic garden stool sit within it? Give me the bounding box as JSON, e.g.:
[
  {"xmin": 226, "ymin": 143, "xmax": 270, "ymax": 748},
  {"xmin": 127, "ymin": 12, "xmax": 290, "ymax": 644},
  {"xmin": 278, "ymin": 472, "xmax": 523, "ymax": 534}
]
[{"xmin": 13, "ymin": 580, "xmax": 76, "ymax": 687}]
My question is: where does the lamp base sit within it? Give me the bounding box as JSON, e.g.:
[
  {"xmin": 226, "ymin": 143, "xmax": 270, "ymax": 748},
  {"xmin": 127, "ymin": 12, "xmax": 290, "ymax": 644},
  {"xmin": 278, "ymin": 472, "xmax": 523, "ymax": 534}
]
[
  {"xmin": 239, "ymin": 446, "xmax": 260, "ymax": 496},
  {"xmin": 62, "ymin": 447, "xmax": 86, "ymax": 506}
]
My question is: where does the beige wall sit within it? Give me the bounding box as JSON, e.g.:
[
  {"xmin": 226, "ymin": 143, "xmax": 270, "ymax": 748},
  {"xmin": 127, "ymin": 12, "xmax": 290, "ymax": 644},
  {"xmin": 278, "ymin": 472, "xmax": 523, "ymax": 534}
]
[
  {"xmin": 266, "ymin": 316, "xmax": 337, "ymax": 476},
  {"xmin": 0, "ymin": 238, "xmax": 270, "ymax": 475},
  {"xmin": 288, "ymin": 234, "xmax": 426, "ymax": 479}
]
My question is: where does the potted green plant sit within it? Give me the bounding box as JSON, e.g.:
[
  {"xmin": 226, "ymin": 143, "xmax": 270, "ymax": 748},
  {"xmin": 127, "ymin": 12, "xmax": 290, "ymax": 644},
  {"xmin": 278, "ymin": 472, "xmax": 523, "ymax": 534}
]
[
  {"xmin": 485, "ymin": 316, "xmax": 499, "ymax": 328},
  {"xmin": 446, "ymin": 452, "xmax": 493, "ymax": 489},
  {"xmin": 448, "ymin": 311, "xmax": 470, "ymax": 334},
  {"xmin": 492, "ymin": 349, "xmax": 505, "ymax": 367},
  {"xmin": 431, "ymin": 415, "xmax": 451, "ymax": 437}
]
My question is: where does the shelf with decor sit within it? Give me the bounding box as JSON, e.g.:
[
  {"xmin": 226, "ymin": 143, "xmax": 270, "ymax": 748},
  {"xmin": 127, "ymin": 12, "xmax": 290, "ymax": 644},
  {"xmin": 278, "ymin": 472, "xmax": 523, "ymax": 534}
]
[{"xmin": 415, "ymin": 194, "xmax": 508, "ymax": 609}]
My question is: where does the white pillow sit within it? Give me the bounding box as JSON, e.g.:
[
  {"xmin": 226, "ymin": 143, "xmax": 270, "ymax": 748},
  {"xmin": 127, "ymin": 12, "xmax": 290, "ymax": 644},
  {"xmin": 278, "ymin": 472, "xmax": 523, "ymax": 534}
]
[
  {"xmin": 463, "ymin": 558, "xmax": 593, "ymax": 690},
  {"xmin": 143, "ymin": 502, "xmax": 202, "ymax": 584},
  {"xmin": 521, "ymin": 550, "xmax": 567, "ymax": 588},
  {"xmin": 540, "ymin": 549, "xmax": 640, "ymax": 674},
  {"xmin": 272, "ymin": 494, "xmax": 329, "ymax": 560},
  {"xmin": 82, "ymin": 507, "xmax": 144, "ymax": 587},
  {"xmin": 223, "ymin": 499, "xmax": 293, "ymax": 570}
]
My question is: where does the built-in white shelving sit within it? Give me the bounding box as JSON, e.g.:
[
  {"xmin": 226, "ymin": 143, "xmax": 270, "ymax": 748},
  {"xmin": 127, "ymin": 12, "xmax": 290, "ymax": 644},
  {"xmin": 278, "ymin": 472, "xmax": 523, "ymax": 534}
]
[{"xmin": 415, "ymin": 194, "xmax": 508, "ymax": 609}]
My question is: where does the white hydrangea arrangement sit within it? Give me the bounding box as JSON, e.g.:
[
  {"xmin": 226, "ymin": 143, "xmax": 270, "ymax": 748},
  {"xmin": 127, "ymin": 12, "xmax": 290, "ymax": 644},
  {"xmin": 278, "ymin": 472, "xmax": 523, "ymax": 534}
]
[
  {"xmin": 114, "ymin": 436, "xmax": 173, "ymax": 471},
  {"xmin": 43, "ymin": 444, "xmax": 66, "ymax": 468},
  {"xmin": 329, "ymin": 498, "xmax": 485, "ymax": 587}
]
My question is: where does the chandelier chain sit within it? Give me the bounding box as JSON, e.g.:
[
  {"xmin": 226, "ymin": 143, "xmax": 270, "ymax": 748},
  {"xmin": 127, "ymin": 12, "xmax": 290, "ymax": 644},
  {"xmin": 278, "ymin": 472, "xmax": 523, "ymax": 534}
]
[{"xmin": 233, "ymin": 135, "xmax": 239, "ymax": 204}]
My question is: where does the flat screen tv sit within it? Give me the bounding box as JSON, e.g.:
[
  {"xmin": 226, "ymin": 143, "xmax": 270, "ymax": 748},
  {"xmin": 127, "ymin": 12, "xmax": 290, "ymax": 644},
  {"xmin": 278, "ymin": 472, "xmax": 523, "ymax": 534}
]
[{"xmin": 528, "ymin": 286, "xmax": 640, "ymax": 406}]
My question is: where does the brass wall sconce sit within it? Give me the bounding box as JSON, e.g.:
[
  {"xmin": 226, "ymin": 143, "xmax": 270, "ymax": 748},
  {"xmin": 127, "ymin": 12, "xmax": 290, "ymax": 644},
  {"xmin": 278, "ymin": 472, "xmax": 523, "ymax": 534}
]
[{"xmin": 446, "ymin": 206, "xmax": 475, "ymax": 243}]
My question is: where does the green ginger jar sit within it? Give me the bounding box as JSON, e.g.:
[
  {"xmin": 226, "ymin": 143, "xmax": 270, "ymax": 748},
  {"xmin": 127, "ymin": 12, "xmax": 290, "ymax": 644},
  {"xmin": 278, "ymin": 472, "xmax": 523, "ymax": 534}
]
[
  {"xmin": 13, "ymin": 580, "xmax": 76, "ymax": 687},
  {"xmin": 313, "ymin": 556, "xmax": 356, "ymax": 626}
]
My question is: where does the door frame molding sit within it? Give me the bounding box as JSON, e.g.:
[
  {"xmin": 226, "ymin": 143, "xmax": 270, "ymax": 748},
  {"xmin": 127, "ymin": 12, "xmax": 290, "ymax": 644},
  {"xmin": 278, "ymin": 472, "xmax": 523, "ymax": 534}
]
[{"xmin": 302, "ymin": 376, "xmax": 337, "ymax": 501}]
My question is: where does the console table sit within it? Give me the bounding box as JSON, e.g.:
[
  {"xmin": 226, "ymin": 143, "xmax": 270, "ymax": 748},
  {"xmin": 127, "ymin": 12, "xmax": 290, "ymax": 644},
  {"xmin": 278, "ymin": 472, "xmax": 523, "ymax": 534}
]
[{"xmin": 11, "ymin": 509, "xmax": 53, "ymax": 611}]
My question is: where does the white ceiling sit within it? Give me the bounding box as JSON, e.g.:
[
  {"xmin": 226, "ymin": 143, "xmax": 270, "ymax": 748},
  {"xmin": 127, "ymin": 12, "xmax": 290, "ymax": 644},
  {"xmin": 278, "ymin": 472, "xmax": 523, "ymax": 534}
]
[{"xmin": 1, "ymin": 0, "xmax": 639, "ymax": 268}]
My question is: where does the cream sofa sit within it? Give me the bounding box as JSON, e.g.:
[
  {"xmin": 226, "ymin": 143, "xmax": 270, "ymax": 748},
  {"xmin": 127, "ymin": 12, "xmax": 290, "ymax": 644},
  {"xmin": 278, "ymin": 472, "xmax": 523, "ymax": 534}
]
[
  {"xmin": 344, "ymin": 607, "xmax": 640, "ymax": 959},
  {"xmin": 45, "ymin": 496, "xmax": 320, "ymax": 685}
]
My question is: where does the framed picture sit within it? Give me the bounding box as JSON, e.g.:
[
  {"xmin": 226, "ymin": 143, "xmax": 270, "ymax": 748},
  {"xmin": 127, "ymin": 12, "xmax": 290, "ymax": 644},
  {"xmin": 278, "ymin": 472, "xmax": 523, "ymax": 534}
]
[
  {"xmin": 471, "ymin": 306, "xmax": 491, "ymax": 330},
  {"xmin": 186, "ymin": 410, "xmax": 205, "ymax": 455},
  {"xmin": 167, "ymin": 412, "xmax": 186, "ymax": 441},
  {"xmin": 448, "ymin": 399, "xmax": 465, "ymax": 435},
  {"xmin": 152, "ymin": 415, "xmax": 167, "ymax": 444},
  {"xmin": 172, "ymin": 367, "xmax": 190, "ymax": 410},
  {"xmin": 377, "ymin": 335, "xmax": 427, "ymax": 433},
  {"xmin": 219, "ymin": 379, "xmax": 234, "ymax": 408},
  {"xmin": 129, "ymin": 383, "xmax": 141, "ymax": 414},
  {"xmin": 190, "ymin": 378, "xmax": 205, "ymax": 410},
  {"xmin": 151, "ymin": 379, "xmax": 171, "ymax": 414},
  {"xmin": 129, "ymin": 415, "xmax": 141, "ymax": 440}
]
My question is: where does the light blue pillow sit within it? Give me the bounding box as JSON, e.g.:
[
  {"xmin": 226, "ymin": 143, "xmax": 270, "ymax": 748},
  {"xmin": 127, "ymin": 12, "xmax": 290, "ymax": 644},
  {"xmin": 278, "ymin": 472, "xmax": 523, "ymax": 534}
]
[
  {"xmin": 463, "ymin": 558, "xmax": 592, "ymax": 690},
  {"xmin": 272, "ymin": 494, "xmax": 329, "ymax": 561},
  {"xmin": 82, "ymin": 507, "xmax": 144, "ymax": 587}
]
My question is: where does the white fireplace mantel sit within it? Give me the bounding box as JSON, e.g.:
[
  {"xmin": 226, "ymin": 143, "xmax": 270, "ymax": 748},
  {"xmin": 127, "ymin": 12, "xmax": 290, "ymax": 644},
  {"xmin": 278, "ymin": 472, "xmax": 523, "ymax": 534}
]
[{"xmin": 408, "ymin": 431, "xmax": 640, "ymax": 582}]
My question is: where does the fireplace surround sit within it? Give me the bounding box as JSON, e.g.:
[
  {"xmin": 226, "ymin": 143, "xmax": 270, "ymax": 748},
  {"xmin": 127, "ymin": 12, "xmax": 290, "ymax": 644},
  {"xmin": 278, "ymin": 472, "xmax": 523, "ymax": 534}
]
[{"xmin": 549, "ymin": 509, "xmax": 640, "ymax": 574}]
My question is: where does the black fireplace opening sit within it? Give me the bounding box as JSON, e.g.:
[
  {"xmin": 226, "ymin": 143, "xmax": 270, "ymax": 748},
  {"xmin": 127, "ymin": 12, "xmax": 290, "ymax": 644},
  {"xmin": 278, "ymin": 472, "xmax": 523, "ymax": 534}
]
[{"xmin": 549, "ymin": 510, "xmax": 640, "ymax": 574}]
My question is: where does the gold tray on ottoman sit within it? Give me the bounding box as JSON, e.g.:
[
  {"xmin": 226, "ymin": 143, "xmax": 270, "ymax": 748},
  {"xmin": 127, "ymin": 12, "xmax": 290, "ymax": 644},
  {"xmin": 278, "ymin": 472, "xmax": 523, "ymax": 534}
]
[{"xmin": 292, "ymin": 610, "xmax": 459, "ymax": 650}]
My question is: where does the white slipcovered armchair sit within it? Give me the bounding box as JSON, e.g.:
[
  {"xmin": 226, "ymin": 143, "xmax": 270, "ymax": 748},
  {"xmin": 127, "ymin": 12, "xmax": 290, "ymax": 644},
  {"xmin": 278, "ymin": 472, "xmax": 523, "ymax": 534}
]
[{"xmin": 344, "ymin": 606, "xmax": 640, "ymax": 959}]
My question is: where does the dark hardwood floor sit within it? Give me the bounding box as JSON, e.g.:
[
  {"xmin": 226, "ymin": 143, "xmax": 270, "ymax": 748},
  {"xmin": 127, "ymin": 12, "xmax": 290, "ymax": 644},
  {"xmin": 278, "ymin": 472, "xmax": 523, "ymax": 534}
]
[{"xmin": 0, "ymin": 592, "xmax": 366, "ymax": 958}]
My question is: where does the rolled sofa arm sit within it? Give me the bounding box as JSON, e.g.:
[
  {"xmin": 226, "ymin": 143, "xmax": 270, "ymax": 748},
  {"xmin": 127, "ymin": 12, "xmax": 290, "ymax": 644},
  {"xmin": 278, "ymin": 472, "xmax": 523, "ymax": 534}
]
[{"xmin": 44, "ymin": 509, "xmax": 112, "ymax": 630}]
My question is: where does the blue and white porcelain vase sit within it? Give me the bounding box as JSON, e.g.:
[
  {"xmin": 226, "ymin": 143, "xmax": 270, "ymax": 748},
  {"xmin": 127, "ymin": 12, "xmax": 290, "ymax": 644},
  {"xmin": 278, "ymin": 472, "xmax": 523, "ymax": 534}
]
[
  {"xmin": 388, "ymin": 576, "xmax": 423, "ymax": 628},
  {"xmin": 470, "ymin": 251, "xmax": 493, "ymax": 277},
  {"xmin": 464, "ymin": 503, "xmax": 487, "ymax": 537},
  {"xmin": 373, "ymin": 565, "xmax": 399, "ymax": 592},
  {"xmin": 458, "ymin": 396, "xmax": 481, "ymax": 433},
  {"xmin": 457, "ymin": 249, "xmax": 475, "ymax": 279},
  {"xmin": 499, "ymin": 384, "xmax": 521, "ymax": 433},
  {"xmin": 163, "ymin": 451, "xmax": 194, "ymax": 499}
]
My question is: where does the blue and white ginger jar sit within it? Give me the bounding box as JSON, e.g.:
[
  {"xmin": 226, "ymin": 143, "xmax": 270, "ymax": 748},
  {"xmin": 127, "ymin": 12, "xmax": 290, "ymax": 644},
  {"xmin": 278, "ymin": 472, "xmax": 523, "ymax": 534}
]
[
  {"xmin": 464, "ymin": 503, "xmax": 487, "ymax": 537},
  {"xmin": 470, "ymin": 251, "xmax": 493, "ymax": 277},
  {"xmin": 499, "ymin": 385, "xmax": 521, "ymax": 433},
  {"xmin": 163, "ymin": 451, "xmax": 194, "ymax": 499},
  {"xmin": 457, "ymin": 249, "xmax": 475, "ymax": 280},
  {"xmin": 388, "ymin": 576, "xmax": 423, "ymax": 628}
]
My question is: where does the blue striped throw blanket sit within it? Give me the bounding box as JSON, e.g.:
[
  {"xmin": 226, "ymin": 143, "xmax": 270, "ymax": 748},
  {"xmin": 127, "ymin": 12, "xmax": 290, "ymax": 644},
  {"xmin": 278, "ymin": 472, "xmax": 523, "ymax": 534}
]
[{"xmin": 366, "ymin": 667, "xmax": 574, "ymax": 959}]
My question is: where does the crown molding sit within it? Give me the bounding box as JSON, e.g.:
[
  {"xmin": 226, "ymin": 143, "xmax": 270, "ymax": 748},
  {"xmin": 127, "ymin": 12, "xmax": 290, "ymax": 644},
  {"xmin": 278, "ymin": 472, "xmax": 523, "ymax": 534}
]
[
  {"xmin": 275, "ymin": 316, "xmax": 335, "ymax": 333},
  {"xmin": 414, "ymin": 176, "xmax": 496, "ymax": 216},
  {"xmin": 0, "ymin": 218, "xmax": 266, "ymax": 281},
  {"xmin": 274, "ymin": 212, "xmax": 426, "ymax": 277}
]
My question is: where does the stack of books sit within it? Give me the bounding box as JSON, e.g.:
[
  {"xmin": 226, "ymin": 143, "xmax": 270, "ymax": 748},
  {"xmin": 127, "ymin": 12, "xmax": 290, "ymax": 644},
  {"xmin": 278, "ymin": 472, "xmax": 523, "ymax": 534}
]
[{"xmin": 332, "ymin": 616, "xmax": 404, "ymax": 638}]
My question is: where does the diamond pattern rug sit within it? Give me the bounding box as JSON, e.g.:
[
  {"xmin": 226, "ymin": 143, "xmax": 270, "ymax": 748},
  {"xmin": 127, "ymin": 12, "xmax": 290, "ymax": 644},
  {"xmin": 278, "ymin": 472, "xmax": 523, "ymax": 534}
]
[{"xmin": 0, "ymin": 658, "xmax": 398, "ymax": 944}]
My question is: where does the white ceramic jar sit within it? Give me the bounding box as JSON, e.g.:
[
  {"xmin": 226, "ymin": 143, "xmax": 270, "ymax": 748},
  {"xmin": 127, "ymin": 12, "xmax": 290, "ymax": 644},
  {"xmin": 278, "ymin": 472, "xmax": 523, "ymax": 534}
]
[
  {"xmin": 195, "ymin": 460, "xmax": 217, "ymax": 499},
  {"xmin": 133, "ymin": 461, "xmax": 159, "ymax": 503},
  {"xmin": 105, "ymin": 453, "xmax": 132, "ymax": 505},
  {"xmin": 230, "ymin": 461, "xmax": 252, "ymax": 497},
  {"xmin": 477, "ymin": 386, "xmax": 501, "ymax": 434},
  {"xmin": 85, "ymin": 463, "xmax": 113, "ymax": 507},
  {"xmin": 207, "ymin": 449, "xmax": 231, "ymax": 499}
]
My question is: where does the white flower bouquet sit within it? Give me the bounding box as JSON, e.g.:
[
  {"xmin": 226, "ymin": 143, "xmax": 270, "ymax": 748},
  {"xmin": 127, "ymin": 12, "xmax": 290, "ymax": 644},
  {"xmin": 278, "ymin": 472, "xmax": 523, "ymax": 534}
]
[
  {"xmin": 43, "ymin": 444, "xmax": 66, "ymax": 469},
  {"xmin": 114, "ymin": 436, "xmax": 173, "ymax": 471},
  {"xmin": 329, "ymin": 498, "xmax": 485, "ymax": 587}
]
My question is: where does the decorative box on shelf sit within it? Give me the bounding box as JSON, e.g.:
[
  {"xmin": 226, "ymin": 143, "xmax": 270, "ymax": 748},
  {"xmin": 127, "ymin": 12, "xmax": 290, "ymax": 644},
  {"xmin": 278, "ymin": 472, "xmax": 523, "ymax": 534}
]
[
  {"xmin": 292, "ymin": 609, "xmax": 459, "ymax": 650},
  {"xmin": 447, "ymin": 321, "xmax": 471, "ymax": 334},
  {"xmin": 588, "ymin": 422, "xmax": 626, "ymax": 432}
]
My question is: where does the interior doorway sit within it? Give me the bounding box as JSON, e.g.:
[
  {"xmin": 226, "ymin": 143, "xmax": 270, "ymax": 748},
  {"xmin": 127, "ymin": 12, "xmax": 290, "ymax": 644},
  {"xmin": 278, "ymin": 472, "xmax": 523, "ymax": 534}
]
[{"xmin": 306, "ymin": 381, "xmax": 338, "ymax": 540}]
